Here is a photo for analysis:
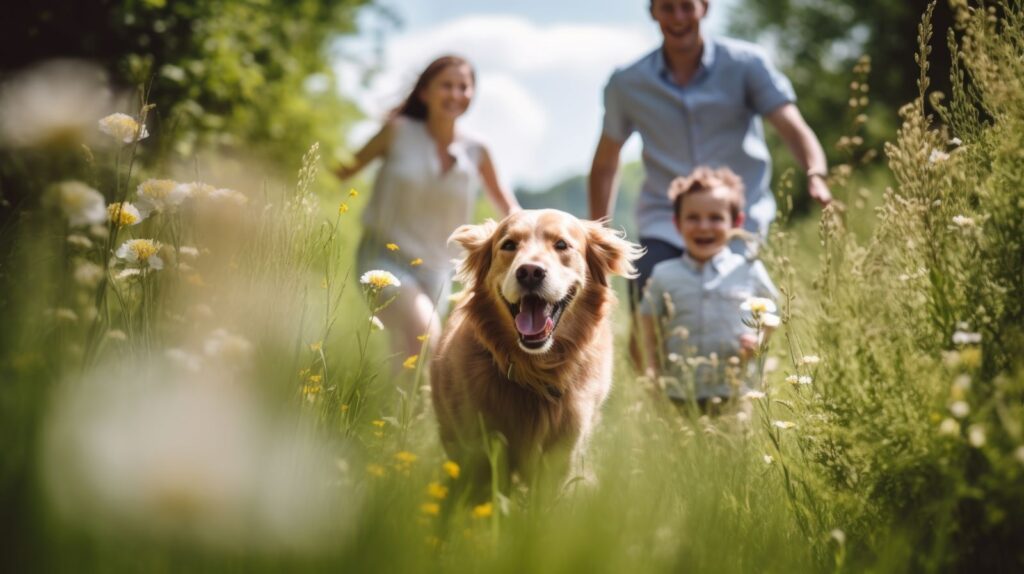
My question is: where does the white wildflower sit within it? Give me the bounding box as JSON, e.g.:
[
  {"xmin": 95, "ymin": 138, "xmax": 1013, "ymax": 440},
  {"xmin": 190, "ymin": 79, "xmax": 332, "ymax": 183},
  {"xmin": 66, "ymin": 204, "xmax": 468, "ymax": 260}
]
[
  {"xmin": 763, "ymin": 454, "xmax": 774, "ymax": 465},
  {"xmin": 951, "ymin": 215, "xmax": 975, "ymax": 228},
  {"xmin": 938, "ymin": 418, "xmax": 960, "ymax": 436},
  {"xmin": 209, "ymin": 187, "xmax": 249, "ymax": 206},
  {"xmin": 798, "ymin": 355, "xmax": 821, "ymax": 366},
  {"xmin": 928, "ymin": 149, "xmax": 950, "ymax": 163},
  {"xmin": 116, "ymin": 268, "xmax": 142, "ymax": 281},
  {"xmin": 360, "ymin": 270, "xmax": 401, "ymax": 290},
  {"xmin": 762, "ymin": 313, "xmax": 781, "ymax": 328},
  {"xmin": 67, "ymin": 234, "xmax": 93, "ymax": 249},
  {"xmin": 785, "ymin": 374, "xmax": 800, "ymax": 384},
  {"xmin": 743, "ymin": 390, "xmax": 766, "ymax": 400},
  {"xmin": 53, "ymin": 181, "xmax": 106, "ymax": 227},
  {"xmin": 369, "ymin": 316, "xmax": 384, "ymax": 331},
  {"xmin": 773, "ymin": 420, "xmax": 797, "ymax": 430},
  {"xmin": 98, "ymin": 112, "xmax": 148, "ymax": 143},
  {"xmin": 949, "ymin": 401, "xmax": 970, "ymax": 419},
  {"xmin": 830, "ymin": 529, "xmax": 846, "ymax": 546},
  {"xmin": 967, "ymin": 424, "xmax": 986, "ymax": 448},
  {"xmin": 740, "ymin": 297, "xmax": 777, "ymax": 315},
  {"xmin": 73, "ymin": 261, "xmax": 104, "ymax": 288},
  {"xmin": 176, "ymin": 181, "xmax": 216, "ymax": 201},
  {"xmin": 952, "ymin": 330, "xmax": 982, "ymax": 345},
  {"xmin": 203, "ymin": 329, "xmax": 253, "ymax": 362},
  {"xmin": 949, "ymin": 137, "xmax": 962, "ymax": 146},
  {"xmin": 106, "ymin": 202, "xmax": 143, "ymax": 227},
  {"xmin": 41, "ymin": 366, "xmax": 352, "ymax": 552},
  {"xmin": 115, "ymin": 239, "xmax": 163, "ymax": 270},
  {"xmin": 135, "ymin": 179, "xmax": 187, "ymax": 217},
  {"xmin": 177, "ymin": 246, "xmax": 200, "ymax": 259},
  {"xmin": 0, "ymin": 60, "xmax": 112, "ymax": 148}
]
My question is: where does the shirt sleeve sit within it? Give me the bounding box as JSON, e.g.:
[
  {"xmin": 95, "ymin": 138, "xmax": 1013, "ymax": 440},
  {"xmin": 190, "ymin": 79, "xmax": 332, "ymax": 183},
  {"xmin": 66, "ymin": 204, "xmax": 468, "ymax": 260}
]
[
  {"xmin": 750, "ymin": 261, "xmax": 780, "ymax": 301},
  {"xmin": 601, "ymin": 73, "xmax": 634, "ymax": 143},
  {"xmin": 744, "ymin": 49, "xmax": 796, "ymax": 115},
  {"xmin": 638, "ymin": 272, "xmax": 666, "ymax": 317}
]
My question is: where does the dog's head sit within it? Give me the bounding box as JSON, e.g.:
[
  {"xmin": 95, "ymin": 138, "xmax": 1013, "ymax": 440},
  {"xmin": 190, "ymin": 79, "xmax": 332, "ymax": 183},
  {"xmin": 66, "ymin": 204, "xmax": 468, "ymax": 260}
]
[{"xmin": 450, "ymin": 209, "xmax": 642, "ymax": 355}]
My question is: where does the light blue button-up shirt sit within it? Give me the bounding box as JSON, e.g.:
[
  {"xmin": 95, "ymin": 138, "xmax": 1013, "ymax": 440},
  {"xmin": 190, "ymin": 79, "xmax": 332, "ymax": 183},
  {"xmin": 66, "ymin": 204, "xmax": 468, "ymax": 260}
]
[
  {"xmin": 639, "ymin": 249, "xmax": 779, "ymax": 400},
  {"xmin": 602, "ymin": 36, "xmax": 796, "ymax": 249}
]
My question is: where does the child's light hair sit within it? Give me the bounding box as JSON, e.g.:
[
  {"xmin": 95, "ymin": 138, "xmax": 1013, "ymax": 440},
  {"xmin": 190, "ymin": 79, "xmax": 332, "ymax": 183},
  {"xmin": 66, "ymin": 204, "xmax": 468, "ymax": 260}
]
[{"xmin": 668, "ymin": 166, "xmax": 745, "ymax": 221}]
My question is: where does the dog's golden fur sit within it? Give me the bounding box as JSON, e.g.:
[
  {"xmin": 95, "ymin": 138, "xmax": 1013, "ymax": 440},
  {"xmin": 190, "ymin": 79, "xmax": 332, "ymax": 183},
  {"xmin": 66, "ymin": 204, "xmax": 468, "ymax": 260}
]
[{"xmin": 430, "ymin": 209, "xmax": 641, "ymax": 490}]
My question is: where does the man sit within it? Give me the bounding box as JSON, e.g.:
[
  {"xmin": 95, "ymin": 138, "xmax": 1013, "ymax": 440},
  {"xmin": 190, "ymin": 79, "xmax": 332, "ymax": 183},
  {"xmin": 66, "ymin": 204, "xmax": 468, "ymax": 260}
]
[{"xmin": 589, "ymin": 0, "xmax": 832, "ymax": 301}]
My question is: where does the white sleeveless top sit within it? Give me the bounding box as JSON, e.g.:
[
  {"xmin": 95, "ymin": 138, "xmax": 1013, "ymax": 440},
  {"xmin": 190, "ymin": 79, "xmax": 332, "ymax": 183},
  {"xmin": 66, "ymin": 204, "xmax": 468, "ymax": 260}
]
[{"xmin": 361, "ymin": 117, "xmax": 482, "ymax": 270}]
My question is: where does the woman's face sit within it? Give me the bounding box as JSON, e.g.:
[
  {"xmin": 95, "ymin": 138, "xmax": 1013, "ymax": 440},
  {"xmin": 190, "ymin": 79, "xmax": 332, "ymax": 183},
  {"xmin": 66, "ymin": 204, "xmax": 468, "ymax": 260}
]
[{"xmin": 419, "ymin": 63, "xmax": 475, "ymax": 121}]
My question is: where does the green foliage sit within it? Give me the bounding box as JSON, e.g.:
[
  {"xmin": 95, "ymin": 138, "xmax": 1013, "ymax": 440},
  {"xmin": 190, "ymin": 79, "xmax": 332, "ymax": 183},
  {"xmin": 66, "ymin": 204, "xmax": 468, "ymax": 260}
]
[
  {"xmin": 2, "ymin": 0, "xmax": 371, "ymax": 166},
  {"xmin": 766, "ymin": 1, "xmax": 1024, "ymax": 569}
]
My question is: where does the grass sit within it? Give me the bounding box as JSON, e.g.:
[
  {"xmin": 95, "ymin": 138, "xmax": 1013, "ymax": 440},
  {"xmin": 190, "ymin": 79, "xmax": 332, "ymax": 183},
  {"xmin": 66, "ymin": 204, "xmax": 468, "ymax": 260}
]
[{"xmin": 3, "ymin": 1, "xmax": 1024, "ymax": 572}]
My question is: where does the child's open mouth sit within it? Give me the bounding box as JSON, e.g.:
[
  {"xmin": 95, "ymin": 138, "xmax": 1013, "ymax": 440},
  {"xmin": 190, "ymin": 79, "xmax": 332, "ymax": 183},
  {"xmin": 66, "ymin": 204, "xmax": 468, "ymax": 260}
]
[{"xmin": 693, "ymin": 237, "xmax": 717, "ymax": 247}]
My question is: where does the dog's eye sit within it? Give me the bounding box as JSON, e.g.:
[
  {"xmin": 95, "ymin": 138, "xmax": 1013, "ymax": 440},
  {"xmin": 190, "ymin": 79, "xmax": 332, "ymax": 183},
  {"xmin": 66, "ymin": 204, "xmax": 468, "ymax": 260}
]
[
  {"xmin": 500, "ymin": 239, "xmax": 517, "ymax": 251},
  {"xmin": 554, "ymin": 239, "xmax": 569, "ymax": 251}
]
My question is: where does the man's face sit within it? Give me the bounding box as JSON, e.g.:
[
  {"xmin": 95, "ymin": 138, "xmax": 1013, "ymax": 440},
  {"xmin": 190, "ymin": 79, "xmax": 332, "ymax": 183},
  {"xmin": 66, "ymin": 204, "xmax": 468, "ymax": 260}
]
[{"xmin": 650, "ymin": 0, "xmax": 707, "ymax": 54}]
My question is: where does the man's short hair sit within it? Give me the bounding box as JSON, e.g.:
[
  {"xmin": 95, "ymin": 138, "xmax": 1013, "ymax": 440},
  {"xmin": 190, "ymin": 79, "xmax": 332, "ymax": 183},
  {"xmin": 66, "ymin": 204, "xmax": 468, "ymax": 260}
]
[{"xmin": 668, "ymin": 166, "xmax": 745, "ymax": 220}]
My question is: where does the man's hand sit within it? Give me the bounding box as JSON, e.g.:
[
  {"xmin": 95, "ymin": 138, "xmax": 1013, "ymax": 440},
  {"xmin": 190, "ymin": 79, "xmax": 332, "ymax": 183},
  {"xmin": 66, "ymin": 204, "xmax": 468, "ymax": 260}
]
[{"xmin": 808, "ymin": 175, "xmax": 833, "ymax": 207}]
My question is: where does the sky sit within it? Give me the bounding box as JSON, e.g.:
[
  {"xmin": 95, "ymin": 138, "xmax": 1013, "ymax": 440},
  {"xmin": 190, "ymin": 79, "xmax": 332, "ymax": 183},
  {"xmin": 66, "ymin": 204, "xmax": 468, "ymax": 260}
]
[{"xmin": 334, "ymin": 0, "xmax": 735, "ymax": 190}]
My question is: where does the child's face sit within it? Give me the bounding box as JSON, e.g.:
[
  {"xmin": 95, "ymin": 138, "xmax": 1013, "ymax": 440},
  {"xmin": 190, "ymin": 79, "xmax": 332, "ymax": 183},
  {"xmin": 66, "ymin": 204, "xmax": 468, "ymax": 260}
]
[{"xmin": 675, "ymin": 187, "xmax": 739, "ymax": 262}]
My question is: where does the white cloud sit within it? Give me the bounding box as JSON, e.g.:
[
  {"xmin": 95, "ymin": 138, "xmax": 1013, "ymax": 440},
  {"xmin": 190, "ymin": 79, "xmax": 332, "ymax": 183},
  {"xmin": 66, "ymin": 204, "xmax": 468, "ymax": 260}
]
[{"xmin": 335, "ymin": 15, "xmax": 655, "ymax": 188}]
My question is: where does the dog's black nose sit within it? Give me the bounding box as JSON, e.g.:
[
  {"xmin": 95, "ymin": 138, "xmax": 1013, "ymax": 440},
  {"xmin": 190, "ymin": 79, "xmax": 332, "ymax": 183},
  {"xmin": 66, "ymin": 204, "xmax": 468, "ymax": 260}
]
[{"xmin": 515, "ymin": 264, "xmax": 546, "ymax": 289}]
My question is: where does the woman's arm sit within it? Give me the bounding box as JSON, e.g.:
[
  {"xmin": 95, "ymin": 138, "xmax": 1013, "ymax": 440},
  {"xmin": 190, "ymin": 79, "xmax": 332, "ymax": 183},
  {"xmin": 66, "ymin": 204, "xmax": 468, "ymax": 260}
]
[
  {"xmin": 334, "ymin": 121, "xmax": 396, "ymax": 181},
  {"xmin": 476, "ymin": 145, "xmax": 521, "ymax": 216}
]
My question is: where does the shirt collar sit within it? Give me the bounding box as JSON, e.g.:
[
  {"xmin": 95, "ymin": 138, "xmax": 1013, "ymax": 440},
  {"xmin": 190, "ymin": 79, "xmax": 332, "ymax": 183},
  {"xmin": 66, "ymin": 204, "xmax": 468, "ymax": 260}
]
[
  {"xmin": 682, "ymin": 247, "xmax": 732, "ymax": 273},
  {"xmin": 654, "ymin": 35, "xmax": 717, "ymax": 82}
]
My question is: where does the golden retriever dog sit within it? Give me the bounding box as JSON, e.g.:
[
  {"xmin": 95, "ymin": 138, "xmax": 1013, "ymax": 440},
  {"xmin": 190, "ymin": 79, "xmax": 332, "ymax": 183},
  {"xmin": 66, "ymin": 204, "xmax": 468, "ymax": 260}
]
[{"xmin": 430, "ymin": 209, "xmax": 641, "ymax": 494}]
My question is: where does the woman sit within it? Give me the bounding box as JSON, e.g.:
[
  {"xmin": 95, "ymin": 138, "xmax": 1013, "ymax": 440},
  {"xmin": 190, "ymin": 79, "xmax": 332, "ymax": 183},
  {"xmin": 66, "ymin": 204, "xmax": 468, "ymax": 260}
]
[{"xmin": 335, "ymin": 55, "xmax": 520, "ymax": 364}]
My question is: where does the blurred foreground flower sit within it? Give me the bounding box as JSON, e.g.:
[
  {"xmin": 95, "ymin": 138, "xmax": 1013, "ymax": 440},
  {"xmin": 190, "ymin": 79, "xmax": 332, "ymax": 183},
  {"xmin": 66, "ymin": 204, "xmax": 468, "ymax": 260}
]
[
  {"xmin": 51, "ymin": 181, "xmax": 107, "ymax": 227},
  {"xmin": 42, "ymin": 363, "xmax": 354, "ymax": 553},
  {"xmin": 0, "ymin": 60, "xmax": 112, "ymax": 148},
  {"xmin": 741, "ymin": 297, "xmax": 777, "ymax": 315},
  {"xmin": 136, "ymin": 179, "xmax": 187, "ymax": 217},
  {"xmin": 98, "ymin": 112, "xmax": 149, "ymax": 143}
]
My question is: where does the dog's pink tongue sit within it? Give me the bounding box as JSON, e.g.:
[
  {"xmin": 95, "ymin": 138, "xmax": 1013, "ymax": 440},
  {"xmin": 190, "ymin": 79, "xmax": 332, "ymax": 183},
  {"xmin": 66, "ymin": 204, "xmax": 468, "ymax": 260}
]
[{"xmin": 515, "ymin": 297, "xmax": 548, "ymax": 336}]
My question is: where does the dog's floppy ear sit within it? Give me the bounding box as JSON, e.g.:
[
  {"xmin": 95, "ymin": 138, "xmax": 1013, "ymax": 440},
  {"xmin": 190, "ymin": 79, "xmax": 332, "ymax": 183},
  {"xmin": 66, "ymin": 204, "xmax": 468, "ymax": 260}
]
[
  {"xmin": 583, "ymin": 220, "xmax": 644, "ymax": 287},
  {"xmin": 449, "ymin": 219, "xmax": 499, "ymax": 288}
]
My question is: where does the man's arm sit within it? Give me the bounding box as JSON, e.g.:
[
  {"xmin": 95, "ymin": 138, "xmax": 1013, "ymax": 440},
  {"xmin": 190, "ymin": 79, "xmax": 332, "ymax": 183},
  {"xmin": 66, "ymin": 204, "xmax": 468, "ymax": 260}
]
[
  {"xmin": 587, "ymin": 134, "xmax": 624, "ymax": 221},
  {"xmin": 766, "ymin": 104, "xmax": 833, "ymax": 206}
]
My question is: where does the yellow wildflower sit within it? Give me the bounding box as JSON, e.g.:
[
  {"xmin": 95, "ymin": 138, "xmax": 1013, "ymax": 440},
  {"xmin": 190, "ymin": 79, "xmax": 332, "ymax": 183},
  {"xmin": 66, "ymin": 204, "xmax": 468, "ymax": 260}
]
[
  {"xmin": 427, "ymin": 482, "xmax": 448, "ymax": 500},
  {"xmin": 386, "ymin": 243, "xmax": 399, "ymax": 252},
  {"xmin": 443, "ymin": 460, "xmax": 460, "ymax": 479},
  {"xmin": 366, "ymin": 464, "xmax": 386, "ymax": 478},
  {"xmin": 394, "ymin": 451, "xmax": 418, "ymax": 464},
  {"xmin": 308, "ymin": 374, "xmax": 322, "ymax": 384},
  {"xmin": 339, "ymin": 404, "xmax": 349, "ymax": 413},
  {"xmin": 338, "ymin": 202, "xmax": 349, "ymax": 214},
  {"xmin": 348, "ymin": 188, "xmax": 359, "ymax": 198},
  {"xmin": 471, "ymin": 502, "xmax": 493, "ymax": 519},
  {"xmin": 98, "ymin": 112, "xmax": 148, "ymax": 143},
  {"xmin": 741, "ymin": 297, "xmax": 777, "ymax": 315},
  {"xmin": 403, "ymin": 355, "xmax": 418, "ymax": 369},
  {"xmin": 371, "ymin": 419, "xmax": 386, "ymax": 428},
  {"xmin": 410, "ymin": 258, "xmax": 423, "ymax": 267},
  {"xmin": 417, "ymin": 334, "xmax": 429, "ymax": 342},
  {"xmin": 421, "ymin": 502, "xmax": 440, "ymax": 516},
  {"xmin": 116, "ymin": 239, "xmax": 164, "ymax": 270}
]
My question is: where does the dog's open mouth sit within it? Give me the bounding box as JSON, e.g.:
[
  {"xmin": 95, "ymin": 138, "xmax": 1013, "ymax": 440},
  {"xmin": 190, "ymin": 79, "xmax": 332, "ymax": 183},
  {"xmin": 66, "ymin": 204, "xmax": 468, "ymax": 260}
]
[{"xmin": 505, "ymin": 287, "xmax": 577, "ymax": 350}]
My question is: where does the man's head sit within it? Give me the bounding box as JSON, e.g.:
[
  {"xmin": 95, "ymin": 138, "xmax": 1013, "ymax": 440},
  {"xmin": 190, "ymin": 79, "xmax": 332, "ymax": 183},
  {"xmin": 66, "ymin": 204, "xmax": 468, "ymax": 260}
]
[
  {"xmin": 650, "ymin": 0, "xmax": 708, "ymax": 54},
  {"xmin": 668, "ymin": 166, "xmax": 745, "ymax": 262}
]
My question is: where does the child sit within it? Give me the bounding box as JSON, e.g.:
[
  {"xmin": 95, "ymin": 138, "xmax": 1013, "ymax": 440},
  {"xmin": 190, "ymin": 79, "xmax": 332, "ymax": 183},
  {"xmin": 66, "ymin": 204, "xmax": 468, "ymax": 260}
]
[{"xmin": 638, "ymin": 166, "xmax": 779, "ymax": 412}]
